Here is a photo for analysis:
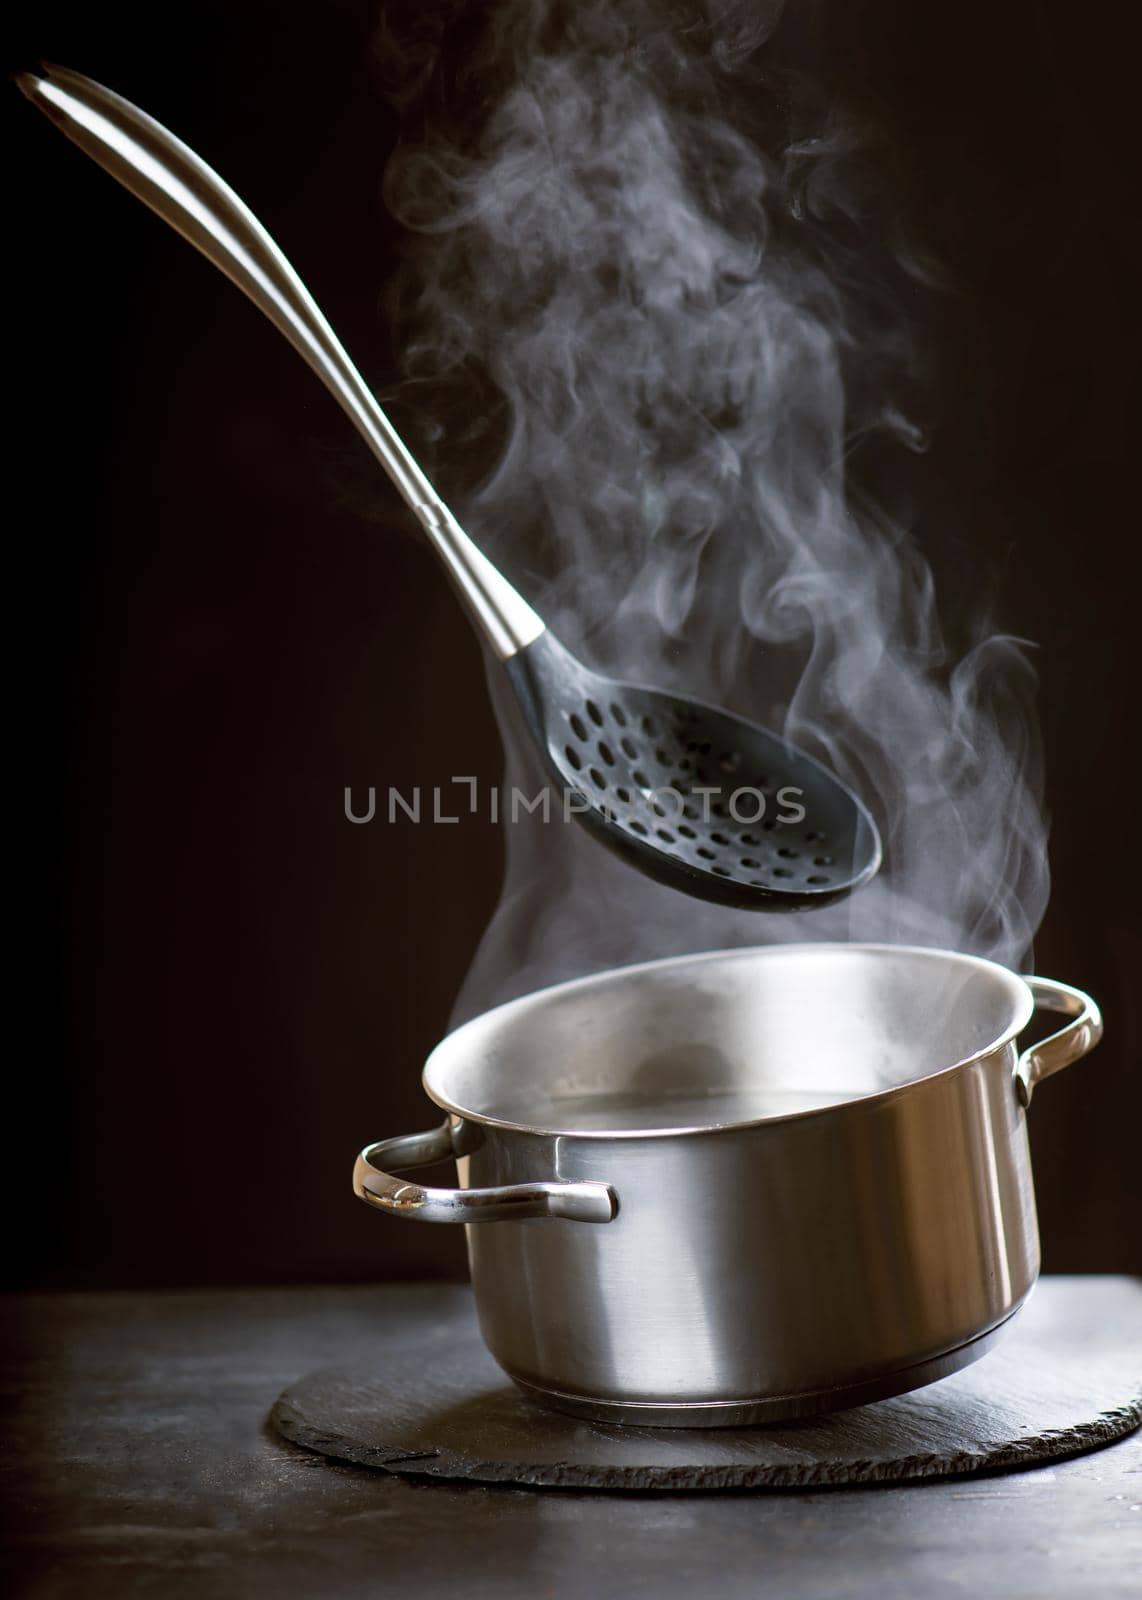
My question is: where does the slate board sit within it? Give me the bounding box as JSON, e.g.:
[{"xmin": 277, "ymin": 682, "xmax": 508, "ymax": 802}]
[{"xmin": 269, "ymin": 1275, "xmax": 1141, "ymax": 1491}]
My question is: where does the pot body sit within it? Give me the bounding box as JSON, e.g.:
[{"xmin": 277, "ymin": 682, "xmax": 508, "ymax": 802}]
[
  {"xmin": 458, "ymin": 1055, "xmax": 1036, "ymax": 1421},
  {"xmin": 355, "ymin": 945, "xmax": 1101, "ymax": 1423}
]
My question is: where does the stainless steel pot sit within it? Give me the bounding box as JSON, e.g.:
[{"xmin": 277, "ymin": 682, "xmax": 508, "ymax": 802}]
[{"xmin": 353, "ymin": 944, "xmax": 1101, "ymax": 1425}]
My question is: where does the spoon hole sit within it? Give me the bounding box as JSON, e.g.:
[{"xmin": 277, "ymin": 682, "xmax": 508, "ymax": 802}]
[
  {"xmin": 814, "ymin": 855, "xmax": 833, "ymax": 866},
  {"xmin": 773, "ymin": 868, "xmax": 792, "ymax": 878},
  {"xmin": 598, "ymin": 742, "xmax": 615, "ymax": 766},
  {"xmin": 569, "ymin": 713, "xmax": 587, "ymax": 741},
  {"xmin": 740, "ymin": 856, "xmax": 759, "ymax": 869},
  {"xmin": 656, "ymin": 829, "xmax": 674, "ymax": 843},
  {"xmin": 641, "ymin": 716, "xmax": 658, "ymax": 737},
  {"xmin": 808, "ymin": 875, "xmax": 830, "ymax": 885},
  {"xmin": 632, "ymin": 769, "xmax": 650, "ymax": 788},
  {"xmin": 740, "ymin": 833, "xmax": 759, "ymax": 846},
  {"xmin": 778, "ymin": 847, "xmax": 799, "ymax": 859},
  {"xmin": 629, "ymin": 820, "xmax": 647, "ymax": 836},
  {"xmin": 586, "ymin": 700, "xmax": 604, "ymax": 727},
  {"xmin": 620, "ymin": 736, "xmax": 638, "ymax": 760},
  {"xmin": 588, "ymin": 768, "xmax": 606, "ymax": 789},
  {"xmin": 696, "ymin": 847, "xmax": 716, "ymax": 860},
  {"xmin": 655, "ymin": 747, "xmax": 671, "ymax": 765},
  {"xmin": 615, "ymin": 787, "xmax": 631, "ymax": 803},
  {"xmin": 710, "ymin": 832, "xmax": 729, "ymax": 846},
  {"xmin": 564, "ymin": 746, "xmax": 582, "ymax": 771},
  {"xmin": 711, "ymin": 865, "xmax": 730, "ymax": 877},
  {"xmin": 610, "ymin": 704, "xmax": 627, "ymax": 727},
  {"xmin": 677, "ymin": 824, "xmax": 696, "ymax": 839}
]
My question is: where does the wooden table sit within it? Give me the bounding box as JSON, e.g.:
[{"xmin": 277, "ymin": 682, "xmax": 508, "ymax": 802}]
[{"xmin": 4, "ymin": 1284, "xmax": 1140, "ymax": 1598}]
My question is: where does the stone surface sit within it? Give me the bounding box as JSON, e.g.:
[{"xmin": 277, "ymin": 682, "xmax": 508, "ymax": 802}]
[
  {"xmin": 4, "ymin": 1279, "xmax": 1142, "ymax": 1599},
  {"xmin": 271, "ymin": 1277, "xmax": 1142, "ymax": 1490}
]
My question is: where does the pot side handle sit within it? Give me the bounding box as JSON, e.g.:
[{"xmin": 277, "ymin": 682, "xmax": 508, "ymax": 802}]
[
  {"xmin": 1015, "ymin": 976, "xmax": 1104, "ymax": 1108},
  {"xmin": 353, "ymin": 1120, "xmax": 618, "ymax": 1224}
]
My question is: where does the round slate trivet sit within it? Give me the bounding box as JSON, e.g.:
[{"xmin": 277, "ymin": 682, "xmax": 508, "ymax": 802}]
[{"xmin": 270, "ymin": 1276, "xmax": 1141, "ymax": 1491}]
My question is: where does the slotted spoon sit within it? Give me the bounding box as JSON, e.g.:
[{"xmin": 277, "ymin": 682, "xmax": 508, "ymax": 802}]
[{"xmin": 18, "ymin": 63, "xmax": 881, "ymax": 909}]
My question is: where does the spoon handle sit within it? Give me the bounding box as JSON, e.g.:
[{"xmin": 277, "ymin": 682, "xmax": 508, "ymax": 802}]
[{"xmin": 17, "ymin": 63, "xmax": 544, "ymax": 660}]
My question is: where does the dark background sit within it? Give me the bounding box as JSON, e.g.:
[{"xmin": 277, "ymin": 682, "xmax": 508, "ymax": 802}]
[{"xmin": 5, "ymin": 0, "xmax": 1138, "ymax": 1290}]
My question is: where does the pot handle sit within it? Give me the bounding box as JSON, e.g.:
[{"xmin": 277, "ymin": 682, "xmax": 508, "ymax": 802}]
[
  {"xmin": 352, "ymin": 1120, "xmax": 618, "ymax": 1224},
  {"xmin": 1015, "ymin": 976, "xmax": 1103, "ymax": 1108}
]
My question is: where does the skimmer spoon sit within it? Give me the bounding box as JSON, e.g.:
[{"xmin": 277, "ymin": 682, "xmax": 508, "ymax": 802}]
[{"xmin": 19, "ymin": 63, "xmax": 881, "ymax": 910}]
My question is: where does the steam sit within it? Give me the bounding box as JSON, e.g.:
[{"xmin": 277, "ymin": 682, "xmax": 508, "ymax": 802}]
[{"xmin": 377, "ymin": 0, "xmax": 1049, "ymax": 1018}]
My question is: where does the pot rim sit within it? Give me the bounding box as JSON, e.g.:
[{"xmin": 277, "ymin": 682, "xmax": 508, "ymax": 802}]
[{"xmin": 422, "ymin": 942, "xmax": 1037, "ymax": 1140}]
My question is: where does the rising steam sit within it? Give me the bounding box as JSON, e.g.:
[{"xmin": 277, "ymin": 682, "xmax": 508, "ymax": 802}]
[{"xmin": 376, "ymin": 0, "xmax": 1049, "ymax": 1017}]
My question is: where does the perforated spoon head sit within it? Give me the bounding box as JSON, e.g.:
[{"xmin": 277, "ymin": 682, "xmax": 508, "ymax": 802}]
[{"xmin": 506, "ymin": 632, "xmax": 881, "ymax": 911}]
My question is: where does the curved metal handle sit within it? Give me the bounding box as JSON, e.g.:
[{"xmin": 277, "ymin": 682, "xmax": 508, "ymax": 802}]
[
  {"xmin": 16, "ymin": 63, "xmax": 544, "ymax": 661},
  {"xmin": 353, "ymin": 1120, "xmax": 618, "ymax": 1224},
  {"xmin": 1015, "ymin": 976, "xmax": 1103, "ymax": 1108}
]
